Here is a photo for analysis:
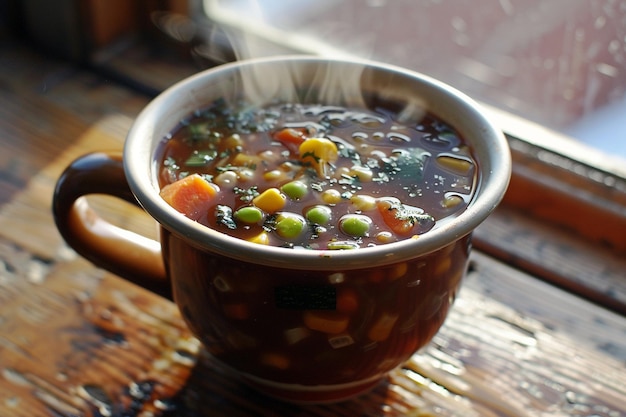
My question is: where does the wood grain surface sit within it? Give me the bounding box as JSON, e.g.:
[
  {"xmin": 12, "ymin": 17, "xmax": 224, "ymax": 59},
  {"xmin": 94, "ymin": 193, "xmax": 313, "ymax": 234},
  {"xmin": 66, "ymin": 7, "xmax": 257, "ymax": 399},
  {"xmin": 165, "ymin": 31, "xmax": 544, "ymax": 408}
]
[{"xmin": 1, "ymin": 43, "xmax": 625, "ymax": 417}]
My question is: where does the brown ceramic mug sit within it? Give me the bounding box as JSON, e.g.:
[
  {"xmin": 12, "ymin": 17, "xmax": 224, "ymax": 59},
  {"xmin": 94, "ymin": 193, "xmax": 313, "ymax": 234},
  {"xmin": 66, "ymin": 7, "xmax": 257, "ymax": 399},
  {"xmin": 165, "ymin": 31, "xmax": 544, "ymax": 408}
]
[{"xmin": 53, "ymin": 56, "xmax": 510, "ymax": 403}]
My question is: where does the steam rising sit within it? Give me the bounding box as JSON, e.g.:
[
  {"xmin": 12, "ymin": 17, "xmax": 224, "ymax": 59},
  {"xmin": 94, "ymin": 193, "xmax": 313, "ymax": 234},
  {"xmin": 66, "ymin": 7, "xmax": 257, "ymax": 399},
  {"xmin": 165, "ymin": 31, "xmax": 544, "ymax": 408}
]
[{"xmin": 194, "ymin": 0, "xmax": 429, "ymax": 124}]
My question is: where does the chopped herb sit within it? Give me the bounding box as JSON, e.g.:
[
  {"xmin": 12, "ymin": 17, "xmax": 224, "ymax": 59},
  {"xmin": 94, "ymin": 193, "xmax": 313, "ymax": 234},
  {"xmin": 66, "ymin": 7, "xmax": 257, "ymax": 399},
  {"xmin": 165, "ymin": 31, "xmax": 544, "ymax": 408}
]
[
  {"xmin": 233, "ymin": 186, "xmax": 260, "ymax": 203},
  {"xmin": 338, "ymin": 174, "xmax": 358, "ymax": 186},
  {"xmin": 216, "ymin": 164, "xmax": 237, "ymax": 173},
  {"xmin": 380, "ymin": 148, "xmax": 428, "ymax": 181},
  {"xmin": 184, "ymin": 149, "xmax": 218, "ymax": 167},
  {"xmin": 262, "ymin": 214, "xmax": 278, "ymax": 232},
  {"xmin": 215, "ymin": 205, "xmax": 237, "ymax": 230},
  {"xmin": 301, "ymin": 151, "xmax": 320, "ymax": 163},
  {"xmin": 164, "ymin": 156, "xmax": 179, "ymax": 169},
  {"xmin": 337, "ymin": 144, "xmax": 361, "ymax": 164},
  {"xmin": 310, "ymin": 181, "xmax": 326, "ymax": 192},
  {"xmin": 199, "ymin": 173, "xmax": 213, "ymax": 183},
  {"xmin": 373, "ymin": 172, "xmax": 390, "ymax": 183},
  {"xmin": 390, "ymin": 201, "xmax": 434, "ymax": 227}
]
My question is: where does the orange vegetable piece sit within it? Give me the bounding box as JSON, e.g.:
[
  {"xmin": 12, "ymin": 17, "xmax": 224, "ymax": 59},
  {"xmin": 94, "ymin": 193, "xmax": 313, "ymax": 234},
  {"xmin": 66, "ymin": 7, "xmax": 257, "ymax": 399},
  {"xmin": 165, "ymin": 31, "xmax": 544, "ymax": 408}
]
[
  {"xmin": 303, "ymin": 311, "xmax": 350, "ymax": 335},
  {"xmin": 367, "ymin": 312, "xmax": 399, "ymax": 342},
  {"xmin": 160, "ymin": 174, "xmax": 217, "ymax": 219},
  {"xmin": 274, "ymin": 127, "xmax": 306, "ymax": 154},
  {"xmin": 376, "ymin": 198, "xmax": 416, "ymax": 235},
  {"xmin": 336, "ymin": 288, "xmax": 359, "ymax": 314}
]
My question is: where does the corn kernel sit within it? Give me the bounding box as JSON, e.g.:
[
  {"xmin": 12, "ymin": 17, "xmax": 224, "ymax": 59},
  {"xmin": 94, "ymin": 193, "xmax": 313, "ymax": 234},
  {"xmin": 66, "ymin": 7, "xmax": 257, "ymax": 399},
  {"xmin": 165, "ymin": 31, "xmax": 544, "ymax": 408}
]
[
  {"xmin": 375, "ymin": 231, "xmax": 394, "ymax": 243},
  {"xmin": 441, "ymin": 194, "xmax": 463, "ymax": 209},
  {"xmin": 232, "ymin": 152, "xmax": 260, "ymax": 167},
  {"xmin": 436, "ymin": 155, "xmax": 473, "ymax": 175},
  {"xmin": 387, "ymin": 262, "xmax": 408, "ymax": 280},
  {"xmin": 299, "ymin": 137, "xmax": 338, "ymax": 177},
  {"xmin": 263, "ymin": 169, "xmax": 286, "ymax": 182},
  {"xmin": 253, "ymin": 188, "xmax": 286, "ymax": 213},
  {"xmin": 348, "ymin": 165, "xmax": 373, "ymax": 182},
  {"xmin": 247, "ymin": 231, "xmax": 270, "ymax": 245},
  {"xmin": 350, "ymin": 194, "xmax": 377, "ymax": 211},
  {"xmin": 224, "ymin": 133, "xmax": 243, "ymax": 149},
  {"xmin": 434, "ymin": 257, "xmax": 452, "ymax": 276},
  {"xmin": 321, "ymin": 189, "xmax": 342, "ymax": 205}
]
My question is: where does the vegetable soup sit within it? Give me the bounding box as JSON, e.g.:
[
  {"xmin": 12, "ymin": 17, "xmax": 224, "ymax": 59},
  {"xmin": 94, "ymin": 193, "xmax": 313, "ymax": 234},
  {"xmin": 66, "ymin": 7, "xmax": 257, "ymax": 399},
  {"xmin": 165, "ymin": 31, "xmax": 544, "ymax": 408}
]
[
  {"xmin": 156, "ymin": 98, "xmax": 477, "ymax": 250},
  {"xmin": 155, "ymin": 96, "xmax": 478, "ymax": 389}
]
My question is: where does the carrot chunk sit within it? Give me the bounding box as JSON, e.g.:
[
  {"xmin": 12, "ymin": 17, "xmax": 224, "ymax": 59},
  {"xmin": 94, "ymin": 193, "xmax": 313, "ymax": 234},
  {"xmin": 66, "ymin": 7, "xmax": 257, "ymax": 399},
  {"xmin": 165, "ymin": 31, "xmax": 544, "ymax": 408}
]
[
  {"xmin": 367, "ymin": 312, "xmax": 399, "ymax": 342},
  {"xmin": 274, "ymin": 127, "xmax": 306, "ymax": 154},
  {"xmin": 376, "ymin": 197, "xmax": 435, "ymax": 235},
  {"xmin": 303, "ymin": 311, "xmax": 349, "ymax": 335},
  {"xmin": 336, "ymin": 288, "xmax": 359, "ymax": 314},
  {"xmin": 160, "ymin": 174, "xmax": 217, "ymax": 219}
]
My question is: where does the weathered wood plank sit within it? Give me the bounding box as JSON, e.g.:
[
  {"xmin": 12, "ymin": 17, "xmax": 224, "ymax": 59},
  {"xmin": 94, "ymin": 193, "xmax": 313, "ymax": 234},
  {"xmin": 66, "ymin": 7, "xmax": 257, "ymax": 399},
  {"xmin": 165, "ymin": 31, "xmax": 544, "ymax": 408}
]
[
  {"xmin": 0, "ymin": 41, "xmax": 625, "ymax": 417},
  {"xmin": 2, "ymin": 236, "xmax": 625, "ymax": 416}
]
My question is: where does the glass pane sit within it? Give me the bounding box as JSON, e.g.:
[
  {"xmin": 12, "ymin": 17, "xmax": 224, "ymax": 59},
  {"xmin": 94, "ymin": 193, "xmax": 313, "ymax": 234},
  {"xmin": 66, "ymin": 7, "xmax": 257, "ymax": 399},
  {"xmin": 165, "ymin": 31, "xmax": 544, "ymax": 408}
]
[{"xmin": 202, "ymin": 0, "xmax": 626, "ymax": 157}]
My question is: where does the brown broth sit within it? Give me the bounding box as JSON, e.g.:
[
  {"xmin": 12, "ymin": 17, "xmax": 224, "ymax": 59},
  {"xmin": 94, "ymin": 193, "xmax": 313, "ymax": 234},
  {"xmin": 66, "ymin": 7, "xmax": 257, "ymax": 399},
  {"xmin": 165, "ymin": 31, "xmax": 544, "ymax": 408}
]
[{"xmin": 156, "ymin": 99, "xmax": 476, "ymax": 250}]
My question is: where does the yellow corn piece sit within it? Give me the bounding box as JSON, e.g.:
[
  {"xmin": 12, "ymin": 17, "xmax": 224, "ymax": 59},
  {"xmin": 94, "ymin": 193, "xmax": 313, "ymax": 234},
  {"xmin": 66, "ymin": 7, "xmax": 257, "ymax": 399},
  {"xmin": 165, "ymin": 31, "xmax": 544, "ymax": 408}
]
[
  {"xmin": 321, "ymin": 189, "xmax": 342, "ymax": 205},
  {"xmin": 223, "ymin": 133, "xmax": 243, "ymax": 148},
  {"xmin": 247, "ymin": 231, "xmax": 270, "ymax": 245},
  {"xmin": 441, "ymin": 194, "xmax": 464, "ymax": 209},
  {"xmin": 253, "ymin": 188, "xmax": 286, "ymax": 213},
  {"xmin": 387, "ymin": 262, "xmax": 408, "ymax": 281},
  {"xmin": 232, "ymin": 152, "xmax": 261, "ymax": 168},
  {"xmin": 348, "ymin": 165, "xmax": 373, "ymax": 182},
  {"xmin": 350, "ymin": 194, "xmax": 377, "ymax": 211},
  {"xmin": 434, "ymin": 256, "xmax": 452, "ymax": 277},
  {"xmin": 303, "ymin": 311, "xmax": 349, "ymax": 334},
  {"xmin": 367, "ymin": 312, "xmax": 399, "ymax": 342},
  {"xmin": 299, "ymin": 138, "xmax": 338, "ymax": 177},
  {"xmin": 436, "ymin": 155, "xmax": 473, "ymax": 175},
  {"xmin": 263, "ymin": 169, "xmax": 286, "ymax": 182}
]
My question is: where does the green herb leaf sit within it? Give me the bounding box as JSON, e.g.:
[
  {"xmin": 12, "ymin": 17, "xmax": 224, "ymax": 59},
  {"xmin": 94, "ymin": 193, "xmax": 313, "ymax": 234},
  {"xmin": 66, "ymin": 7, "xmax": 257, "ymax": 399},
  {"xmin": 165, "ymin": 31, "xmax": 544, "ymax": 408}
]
[
  {"xmin": 215, "ymin": 205, "xmax": 237, "ymax": 230},
  {"xmin": 184, "ymin": 150, "xmax": 218, "ymax": 167},
  {"xmin": 233, "ymin": 186, "xmax": 260, "ymax": 203}
]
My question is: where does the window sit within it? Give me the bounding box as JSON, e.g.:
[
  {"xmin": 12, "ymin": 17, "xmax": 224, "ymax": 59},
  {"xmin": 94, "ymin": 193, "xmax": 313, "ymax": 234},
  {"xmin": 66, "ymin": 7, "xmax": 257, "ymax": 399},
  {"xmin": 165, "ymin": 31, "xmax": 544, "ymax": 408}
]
[{"xmin": 199, "ymin": 0, "xmax": 626, "ymax": 159}]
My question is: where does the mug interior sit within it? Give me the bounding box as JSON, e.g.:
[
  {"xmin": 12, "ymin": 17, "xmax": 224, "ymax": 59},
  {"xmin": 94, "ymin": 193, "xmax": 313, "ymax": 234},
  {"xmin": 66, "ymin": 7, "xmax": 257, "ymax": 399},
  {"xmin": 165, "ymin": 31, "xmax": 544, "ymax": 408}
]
[{"xmin": 125, "ymin": 56, "xmax": 511, "ymax": 270}]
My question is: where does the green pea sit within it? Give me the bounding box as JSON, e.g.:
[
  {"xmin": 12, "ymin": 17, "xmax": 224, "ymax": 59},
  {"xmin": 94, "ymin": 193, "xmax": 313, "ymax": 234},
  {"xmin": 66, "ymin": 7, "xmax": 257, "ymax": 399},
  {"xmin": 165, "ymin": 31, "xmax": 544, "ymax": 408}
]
[
  {"xmin": 339, "ymin": 214, "xmax": 372, "ymax": 237},
  {"xmin": 275, "ymin": 213, "xmax": 306, "ymax": 239},
  {"xmin": 305, "ymin": 205, "xmax": 332, "ymax": 225},
  {"xmin": 281, "ymin": 180, "xmax": 308, "ymax": 200},
  {"xmin": 234, "ymin": 206, "xmax": 264, "ymax": 224}
]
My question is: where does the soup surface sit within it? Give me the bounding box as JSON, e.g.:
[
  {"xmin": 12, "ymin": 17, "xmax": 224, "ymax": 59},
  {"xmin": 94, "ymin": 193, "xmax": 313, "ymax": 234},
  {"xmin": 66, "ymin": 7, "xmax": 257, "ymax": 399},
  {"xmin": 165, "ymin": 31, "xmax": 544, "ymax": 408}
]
[{"xmin": 157, "ymin": 98, "xmax": 476, "ymax": 249}]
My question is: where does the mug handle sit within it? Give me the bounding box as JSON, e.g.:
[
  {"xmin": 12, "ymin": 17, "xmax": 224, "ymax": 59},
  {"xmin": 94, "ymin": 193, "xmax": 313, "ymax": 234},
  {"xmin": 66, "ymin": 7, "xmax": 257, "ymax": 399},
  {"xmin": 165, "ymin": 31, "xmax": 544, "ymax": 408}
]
[{"xmin": 52, "ymin": 152, "xmax": 172, "ymax": 300}]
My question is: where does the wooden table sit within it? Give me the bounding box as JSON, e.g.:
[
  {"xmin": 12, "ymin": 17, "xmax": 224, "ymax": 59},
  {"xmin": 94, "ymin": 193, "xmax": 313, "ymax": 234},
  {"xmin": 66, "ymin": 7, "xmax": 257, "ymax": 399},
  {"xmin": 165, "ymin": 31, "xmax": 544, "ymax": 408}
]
[{"xmin": 1, "ymin": 42, "xmax": 625, "ymax": 417}]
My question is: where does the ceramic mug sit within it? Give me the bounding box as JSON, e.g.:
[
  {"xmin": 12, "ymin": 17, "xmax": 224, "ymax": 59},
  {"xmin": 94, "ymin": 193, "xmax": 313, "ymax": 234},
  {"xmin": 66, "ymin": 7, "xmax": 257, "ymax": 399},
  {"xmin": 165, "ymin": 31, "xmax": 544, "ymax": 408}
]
[{"xmin": 53, "ymin": 56, "xmax": 511, "ymax": 403}]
